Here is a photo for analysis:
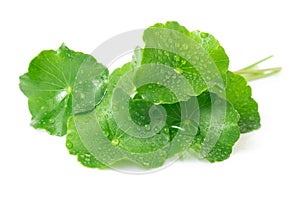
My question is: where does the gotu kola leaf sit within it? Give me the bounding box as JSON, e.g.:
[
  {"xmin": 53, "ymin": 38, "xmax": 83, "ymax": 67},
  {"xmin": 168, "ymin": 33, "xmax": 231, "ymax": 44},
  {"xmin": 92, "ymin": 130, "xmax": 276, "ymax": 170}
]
[
  {"xmin": 66, "ymin": 63, "xmax": 170, "ymax": 169},
  {"xmin": 191, "ymin": 92, "xmax": 240, "ymax": 162},
  {"xmin": 162, "ymin": 91, "xmax": 240, "ymax": 162},
  {"xmin": 135, "ymin": 21, "xmax": 228, "ymax": 104},
  {"xmin": 225, "ymin": 72, "xmax": 260, "ymax": 133},
  {"xmin": 66, "ymin": 117, "xmax": 107, "ymax": 169},
  {"xmin": 19, "ymin": 44, "xmax": 109, "ymax": 136}
]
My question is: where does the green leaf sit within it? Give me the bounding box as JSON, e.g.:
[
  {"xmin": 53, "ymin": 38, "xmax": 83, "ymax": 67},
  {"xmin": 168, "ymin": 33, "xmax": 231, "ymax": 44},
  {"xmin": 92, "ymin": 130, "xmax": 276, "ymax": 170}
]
[
  {"xmin": 225, "ymin": 72, "xmax": 261, "ymax": 133},
  {"xmin": 186, "ymin": 92, "xmax": 240, "ymax": 162},
  {"xmin": 66, "ymin": 117, "xmax": 107, "ymax": 169},
  {"xmin": 97, "ymin": 63, "xmax": 170, "ymax": 168},
  {"xmin": 67, "ymin": 63, "xmax": 170, "ymax": 169},
  {"xmin": 161, "ymin": 91, "xmax": 239, "ymax": 161},
  {"xmin": 66, "ymin": 64, "xmax": 134, "ymax": 168},
  {"xmin": 19, "ymin": 44, "xmax": 108, "ymax": 136},
  {"xmin": 163, "ymin": 97, "xmax": 200, "ymax": 157},
  {"xmin": 135, "ymin": 21, "xmax": 228, "ymax": 104},
  {"xmin": 191, "ymin": 30, "xmax": 229, "ymax": 73}
]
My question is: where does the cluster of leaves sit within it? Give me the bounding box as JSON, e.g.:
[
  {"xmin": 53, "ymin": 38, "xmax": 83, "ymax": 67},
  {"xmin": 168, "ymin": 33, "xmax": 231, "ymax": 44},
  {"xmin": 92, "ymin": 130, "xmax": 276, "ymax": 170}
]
[{"xmin": 20, "ymin": 21, "xmax": 262, "ymax": 170}]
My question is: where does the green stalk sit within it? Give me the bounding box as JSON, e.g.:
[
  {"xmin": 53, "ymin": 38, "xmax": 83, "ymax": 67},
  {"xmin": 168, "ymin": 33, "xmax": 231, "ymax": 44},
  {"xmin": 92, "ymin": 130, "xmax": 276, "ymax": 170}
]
[
  {"xmin": 235, "ymin": 55, "xmax": 274, "ymax": 72},
  {"xmin": 236, "ymin": 67, "xmax": 281, "ymax": 81},
  {"xmin": 234, "ymin": 56, "xmax": 281, "ymax": 81}
]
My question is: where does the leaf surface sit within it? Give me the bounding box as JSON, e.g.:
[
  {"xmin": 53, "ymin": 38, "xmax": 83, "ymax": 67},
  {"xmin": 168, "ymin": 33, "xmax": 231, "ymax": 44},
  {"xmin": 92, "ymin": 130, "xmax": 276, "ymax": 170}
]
[
  {"xmin": 19, "ymin": 44, "xmax": 108, "ymax": 136},
  {"xmin": 136, "ymin": 21, "xmax": 228, "ymax": 104},
  {"xmin": 225, "ymin": 72, "xmax": 261, "ymax": 133}
]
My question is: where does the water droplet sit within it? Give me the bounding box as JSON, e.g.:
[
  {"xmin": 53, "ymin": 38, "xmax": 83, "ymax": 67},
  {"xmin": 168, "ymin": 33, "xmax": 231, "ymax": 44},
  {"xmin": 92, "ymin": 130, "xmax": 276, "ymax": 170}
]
[
  {"xmin": 145, "ymin": 124, "xmax": 151, "ymax": 131},
  {"xmin": 150, "ymin": 143, "xmax": 156, "ymax": 149},
  {"xmin": 182, "ymin": 44, "xmax": 188, "ymax": 50},
  {"xmin": 249, "ymin": 116, "xmax": 254, "ymax": 120},
  {"xmin": 48, "ymin": 118, "xmax": 55, "ymax": 124},
  {"xmin": 103, "ymin": 131, "xmax": 109, "ymax": 137},
  {"xmin": 174, "ymin": 55, "xmax": 180, "ymax": 62},
  {"xmin": 66, "ymin": 86, "xmax": 72, "ymax": 94},
  {"xmin": 80, "ymin": 93, "xmax": 85, "ymax": 99},
  {"xmin": 174, "ymin": 67, "xmax": 183, "ymax": 74},
  {"xmin": 66, "ymin": 141, "xmax": 73, "ymax": 149},
  {"xmin": 40, "ymin": 106, "xmax": 45, "ymax": 110},
  {"xmin": 200, "ymin": 32, "xmax": 208, "ymax": 38},
  {"xmin": 112, "ymin": 105, "xmax": 118, "ymax": 111},
  {"xmin": 92, "ymin": 80, "xmax": 100, "ymax": 87},
  {"xmin": 83, "ymin": 154, "xmax": 91, "ymax": 162},
  {"xmin": 111, "ymin": 138, "xmax": 120, "ymax": 146},
  {"xmin": 164, "ymin": 127, "xmax": 169, "ymax": 134},
  {"xmin": 183, "ymin": 119, "xmax": 191, "ymax": 125}
]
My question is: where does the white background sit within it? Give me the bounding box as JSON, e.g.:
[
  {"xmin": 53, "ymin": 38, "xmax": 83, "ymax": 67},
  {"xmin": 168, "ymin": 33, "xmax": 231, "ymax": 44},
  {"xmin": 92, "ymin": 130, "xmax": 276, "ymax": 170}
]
[{"xmin": 1, "ymin": 0, "xmax": 299, "ymax": 199}]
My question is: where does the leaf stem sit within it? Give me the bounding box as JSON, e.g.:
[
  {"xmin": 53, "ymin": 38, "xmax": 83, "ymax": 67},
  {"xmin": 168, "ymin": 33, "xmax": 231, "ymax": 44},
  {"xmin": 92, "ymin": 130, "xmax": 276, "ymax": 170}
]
[
  {"xmin": 235, "ymin": 67, "xmax": 281, "ymax": 81},
  {"xmin": 234, "ymin": 56, "xmax": 281, "ymax": 81},
  {"xmin": 235, "ymin": 55, "xmax": 274, "ymax": 72}
]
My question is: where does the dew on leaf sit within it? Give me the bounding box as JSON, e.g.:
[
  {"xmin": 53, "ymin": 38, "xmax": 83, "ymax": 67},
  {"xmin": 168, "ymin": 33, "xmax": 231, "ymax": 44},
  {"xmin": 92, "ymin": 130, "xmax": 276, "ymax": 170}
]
[
  {"xmin": 111, "ymin": 138, "xmax": 120, "ymax": 146},
  {"xmin": 200, "ymin": 32, "xmax": 208, "ymax": 38},
  {"xmin": 163, "ymin": 127, "xmax": 169, "ymax": 134},
  {"xmin": 103, "ymin": 131, "xmax": 109, "ymax": 137},
  {"xmin": 112, "ymin": 105, "xmax": 118, "ymax": 111},
  {"xmin": 174, "ymin": 67, "xmax": 183, "ymax": 74},
  {"xmin": 66, "ymin": 141, "xmax": 73, "ymax": 149},
  {"xmin": 144, "ymin": 124, "xmax": 151, "ymax": 131},
  {"xmin": 66, "ymin": 86, "xmax": 72, "ymax": 94},
  {"xmin": 48, "ymin": 119, "xmax": 55, "ymax": 124}
]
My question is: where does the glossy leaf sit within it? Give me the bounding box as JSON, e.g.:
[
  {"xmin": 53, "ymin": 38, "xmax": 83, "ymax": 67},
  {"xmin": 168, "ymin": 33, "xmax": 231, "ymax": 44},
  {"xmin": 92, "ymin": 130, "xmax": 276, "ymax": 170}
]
[
  {"xmin": 66, "ymin": 117, "xmax": 107, "ymax": 169},
  {"xmin": 191, "ymin": 92, "xmax": 240, "ymax": 162},
  {"xmin": 136, "ymin": 21, "xmax": 228, "ymax": 104},
  {"xmin": 225, "ymin": 72, "xmax": 261, "ymax": 133},
  {"xmin": 19, "ymin": 44, "xmax": 108, "ymax": 136}
]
